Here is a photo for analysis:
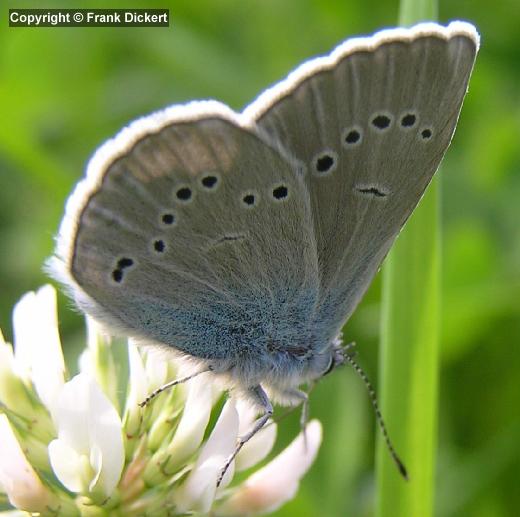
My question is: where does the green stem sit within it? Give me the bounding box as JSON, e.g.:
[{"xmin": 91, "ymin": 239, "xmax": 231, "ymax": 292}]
[
  {"xmin": 398, "ymin": 0, "xmax": 437, "ymax": 23},
  {"xmin": 376, "ymin": 1, "xmax": 439, "ymax": 516}
]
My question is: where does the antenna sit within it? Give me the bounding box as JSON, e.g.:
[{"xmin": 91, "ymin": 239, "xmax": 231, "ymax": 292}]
[{"xmin": 343, "ymin": 343, "xmax": 408, "ymax": 480}]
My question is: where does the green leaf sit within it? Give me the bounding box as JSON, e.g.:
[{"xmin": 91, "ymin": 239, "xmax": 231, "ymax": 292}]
[{"xmin": 376, "ymin": 1, "xmax": 440, "ymax": 516}]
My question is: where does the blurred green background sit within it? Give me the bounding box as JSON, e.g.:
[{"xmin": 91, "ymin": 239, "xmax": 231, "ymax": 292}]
[{"xmin": 1, "ymin": 0, "xmax": 519, "ymax": 516}]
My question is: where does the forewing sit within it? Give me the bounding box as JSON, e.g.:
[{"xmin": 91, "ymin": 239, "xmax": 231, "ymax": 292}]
[{"xmin": 249, "ymin": 22, "xmax": 478, "ymax": 332}]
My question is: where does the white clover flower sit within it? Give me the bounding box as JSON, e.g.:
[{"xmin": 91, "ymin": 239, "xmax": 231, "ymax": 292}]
[
  {"xmin": 12, "ymin": 285, "xmax": 65, "ymax": 415},
  {"xmin": 0, "ymin": 286, "xmax": 322, "ymax": 515},
  {"xmin": 0, "ymin": 414, "xmax": 56, "ymax": 512},
  {"xmin": 48, "ymin": 373, "xmax": 125, "ymax": 500},
  {"xmin": 218, "ymin": 420, "xmax": 322, "ymax": 516}
]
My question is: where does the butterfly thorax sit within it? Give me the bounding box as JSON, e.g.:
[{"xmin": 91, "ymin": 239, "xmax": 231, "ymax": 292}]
[{"xmin": 203, "ymin": 329, "xmax": 342, "ymax": 397}]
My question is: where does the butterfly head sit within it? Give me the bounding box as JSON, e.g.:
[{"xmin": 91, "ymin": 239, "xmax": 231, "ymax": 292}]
[{"xmin": 321, "ymin": 339, "xmax": 346, "ymax": 377}]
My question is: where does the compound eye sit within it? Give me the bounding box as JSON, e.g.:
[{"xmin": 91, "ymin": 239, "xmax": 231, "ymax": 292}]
[{"xmin": 322, "ymin": 356, "xmax": 335, "ymax": 376}]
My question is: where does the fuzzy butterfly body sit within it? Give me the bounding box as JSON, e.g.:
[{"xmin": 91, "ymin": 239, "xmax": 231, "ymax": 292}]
[{"xmin": 52, "ymin": 22, "xmax": 478, "ymax": 410}]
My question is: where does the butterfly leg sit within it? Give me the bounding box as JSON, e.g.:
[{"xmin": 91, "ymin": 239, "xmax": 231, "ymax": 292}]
[
  {"xmin": 216, "ymin": 385, "xmax": 273, "ymax": 487},
  {"xmin": 279, "ymin": 388, "xmax": 310, "ymax": 449},
  {"xmin": 277, "ymin": 388, "xmax": 309, "ymax": 428},
  {"xmin": 138, "ymin": 368, "xmax": 210, "ymax": 407}
]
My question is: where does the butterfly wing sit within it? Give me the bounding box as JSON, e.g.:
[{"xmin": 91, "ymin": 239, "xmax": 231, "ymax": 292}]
[
  {"xmin": 54, "ymin": 102, "xmax": 320, "ymax": 361},
  {"xmin": 248, "ymin": 22, "xmax": 479, "ymax": 334}
]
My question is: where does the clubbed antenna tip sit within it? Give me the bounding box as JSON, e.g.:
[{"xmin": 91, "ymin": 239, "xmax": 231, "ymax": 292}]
[
  {"xmin": 395, "ymin": 455, "xmax": 409, "ymax": 481},
  {"xmin": 343, "ymin": 342, "xmax": 409, "ymax": 481}
]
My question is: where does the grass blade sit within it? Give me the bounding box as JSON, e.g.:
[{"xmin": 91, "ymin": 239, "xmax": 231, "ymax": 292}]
[{"xmin": 376, "ymin": 0, "xmax": 439, "ymax": 516}]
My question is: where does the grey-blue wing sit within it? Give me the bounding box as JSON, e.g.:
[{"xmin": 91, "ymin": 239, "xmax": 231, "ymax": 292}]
[
  {"xmin": 249, "ymin": 23, "xmax": 478, "ymax": 335},
  {"xmin": 56, "ymin": 103, "xmax": 320, "ymax": 360}
]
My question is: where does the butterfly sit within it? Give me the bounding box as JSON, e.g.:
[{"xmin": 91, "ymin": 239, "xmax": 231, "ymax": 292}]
[{"xmin": 51, "ymin": 21, "xmax": 478, "ymax": 483}]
